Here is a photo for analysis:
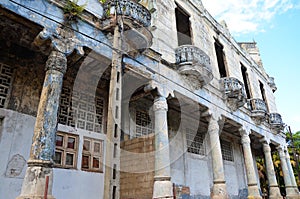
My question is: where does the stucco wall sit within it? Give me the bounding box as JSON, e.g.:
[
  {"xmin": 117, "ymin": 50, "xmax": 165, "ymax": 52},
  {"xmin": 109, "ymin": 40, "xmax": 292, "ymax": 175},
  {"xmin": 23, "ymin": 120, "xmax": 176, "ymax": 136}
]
[{"xmin": 0, "ymin": 109, "xmax": 107, "ymax": 199}]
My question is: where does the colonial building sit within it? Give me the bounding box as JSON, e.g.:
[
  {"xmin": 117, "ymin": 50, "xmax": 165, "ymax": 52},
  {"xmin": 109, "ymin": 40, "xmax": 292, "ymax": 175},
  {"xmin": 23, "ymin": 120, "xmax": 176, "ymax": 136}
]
[{"xmin": 0, "ymin": 0, "xmax": 299, "ymax": 199}]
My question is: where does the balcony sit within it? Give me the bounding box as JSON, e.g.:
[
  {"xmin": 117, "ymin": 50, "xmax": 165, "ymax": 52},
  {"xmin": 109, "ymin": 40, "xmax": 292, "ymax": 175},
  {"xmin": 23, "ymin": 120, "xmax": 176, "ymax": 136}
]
[
  {"xmin": 175, "ymin": 45, "xmax": 213, "ymax": 88},
  {"xmin": 269, "ymin": 113, "xmax": 285, "ymax": 133},
  {"xmin": 248, "ymin": 98, "xmax": 267, "ymax": 124},
  {"xmin": 102, "ymin": 0, "xmax": 153, "ymax": 51},
  {"xmin": 220, "ymin": 77, "xmax": 247, "ymax": 110},
  {"xmin": 268, "ymin": 77, "xmax": 277, "ymax": 93}
]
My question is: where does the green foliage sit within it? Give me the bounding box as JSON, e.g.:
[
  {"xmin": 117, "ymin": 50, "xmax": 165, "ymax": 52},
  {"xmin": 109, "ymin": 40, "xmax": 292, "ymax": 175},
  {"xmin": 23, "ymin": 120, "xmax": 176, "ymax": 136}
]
[
  {"xmin": 98, "ymin": 0, "xmax": 107, "ymax": 3},
  {"xmin": 63, "ymin": 0, "xmax": 86, "ymax": 21}
]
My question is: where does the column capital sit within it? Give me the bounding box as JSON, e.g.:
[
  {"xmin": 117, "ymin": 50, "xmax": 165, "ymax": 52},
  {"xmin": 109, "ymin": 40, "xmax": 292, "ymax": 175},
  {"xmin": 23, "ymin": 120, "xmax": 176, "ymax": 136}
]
[
  {"xmin": 277, "ymin": 145, "xmax": 285, "ymax": 156},
  {"xmin": 202, "ymin": 109, "xmax": 223, "ymax": 122},
  {"xmin": 262, "ymin": 142, "xmax": 271, "ymax": 153},
  {"xmin": 46, "ymin": 51, "xmax": 67, "ymax": 74},
  {"xmin": 153, "ymin": 96, "xmax": 168, "ymax": 111},
  {"xmin": 144, "ymin": 79, "xmax": 174, "ymax": 99},
  {"xmin": 240, "ymin": 131, "xmax": 251, "ymax": 145},
  {"xmin": 35, "ymin": 26, "xmax": 84, "ymax": 56}
]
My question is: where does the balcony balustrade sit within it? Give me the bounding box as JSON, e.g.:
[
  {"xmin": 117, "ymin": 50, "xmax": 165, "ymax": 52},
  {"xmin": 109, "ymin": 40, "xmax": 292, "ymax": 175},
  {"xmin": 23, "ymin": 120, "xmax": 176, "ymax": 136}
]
[
  {"xmin": 268, "ymin": 77, "xmax": 277, "ymax": 92},
  {"xmin": 220, "ymin": 77, "xmax": 247, "ymax": 110},
  {"xmin": 269, "ymin": 113, "xmax": 285, "ymax": 133},
  {"xmin": 248, "ymin": 98, "xmax": 267, "ymax": 124},
  {"xmin": 103, "ymin": 0, "xmax": 151, "ymax": 27},
  {"xmin": 175, "ymin": 45, "xmax": 213, "ymax": 88},
  {"xmin": 102, "ymin": 0, "xmax": 153, "ymax": 51}
]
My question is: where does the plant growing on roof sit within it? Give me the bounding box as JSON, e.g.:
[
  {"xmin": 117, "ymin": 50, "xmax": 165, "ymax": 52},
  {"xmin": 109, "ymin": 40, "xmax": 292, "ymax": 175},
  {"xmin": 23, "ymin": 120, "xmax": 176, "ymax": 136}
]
[{"xmin": 63, "ymin": 0, "xmax": 87, "ymax": 22}]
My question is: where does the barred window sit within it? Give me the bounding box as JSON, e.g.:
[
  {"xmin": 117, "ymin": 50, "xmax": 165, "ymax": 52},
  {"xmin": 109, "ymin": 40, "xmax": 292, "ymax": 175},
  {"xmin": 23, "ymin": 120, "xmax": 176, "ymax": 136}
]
[
  {"xmin": 59, "ymin": 88, "xmax": 104, "ymax": 133},
  {"xmin": 135, "ymin": 110, "xmax": 153, "ymax": 137},
  {"xmin": 54, "ymin": 132, "xmax": 78, "ymax": 168},
  {"xmin": 221, "ymin": 139, "xmax": 234, "ymax": 161},
  {"xmin": 186, "ymin": 128, "xmax": 205, "ymax": 155},
  {"xmin": 0, "ymin": 63, "xmax": 13, "ymax": 108},
  {"xmin": 82, "ymin": 137, "xmax": 103, "ymax": 172}
]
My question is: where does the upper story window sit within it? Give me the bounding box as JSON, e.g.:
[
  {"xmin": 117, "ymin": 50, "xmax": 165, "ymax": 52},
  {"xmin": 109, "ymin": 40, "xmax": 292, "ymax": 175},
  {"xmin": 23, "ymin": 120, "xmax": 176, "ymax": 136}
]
[
  {"xmin": 259, "ymin": 81, "xmax": 269, "ymax": 111},
  {"xmin": 135, "ymin": 109, "xmax": 153, "ymax": 137},
  {"xmin": 175, "ymin": 5, "xmax": 192, "ymax": 46},
  {"xmin": 241, "ymin": 64, "xmax": 252, "ymax": 99},
  {"xmin": 186, "ymin": 128, "xmax": 206, "ymax": 155},
  {"xmin": 59, "ymin": 88, "xmax": 104, "ymax": 133},
  {"xmin": 221, "ymin": 139, "xmax": 234, "ymax": 162},
  {"xmin": 54, "ymin": 132, "xmax": 79, "ymax": 169},
  {"xmin": 214, "ymin": 39, "xmax": 228, "ymax": 78}
]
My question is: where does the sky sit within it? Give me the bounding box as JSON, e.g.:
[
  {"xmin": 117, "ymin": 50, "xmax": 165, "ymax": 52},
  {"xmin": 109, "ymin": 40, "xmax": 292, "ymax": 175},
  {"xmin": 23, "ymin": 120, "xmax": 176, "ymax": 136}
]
[{"xmin": 201, "ymin": 0, "xmax": 300, "ymax": 132}]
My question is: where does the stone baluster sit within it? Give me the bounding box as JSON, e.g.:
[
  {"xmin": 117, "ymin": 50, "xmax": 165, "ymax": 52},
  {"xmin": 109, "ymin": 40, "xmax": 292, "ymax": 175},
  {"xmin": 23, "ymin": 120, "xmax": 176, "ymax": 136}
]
[
  {"xmin": 240, "ymin": 128, "xmax": 262, "ymax": 199},
  {"xmin": 204, "ymin": 111, "xmax": 229, "ymax": 199},
  {"xmin": 278, "ymin": 146, "xmax": 300, "ymax": 199},
  {"xmin": 261, "ymin": 140, "xmax": 282, "ymax": 199},
  {"xmin": 17, "ymin": 26, "xmax": 83, "ymax": 199},
  {"xmin": 145, "ymin": 80, "xmax": 174, "ymax": 199}
]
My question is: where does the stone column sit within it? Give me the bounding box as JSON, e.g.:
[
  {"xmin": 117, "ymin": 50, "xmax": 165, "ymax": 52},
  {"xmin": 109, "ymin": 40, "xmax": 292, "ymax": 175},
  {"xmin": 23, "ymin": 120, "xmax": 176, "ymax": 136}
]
[
  {"xmin": 240, "ymin": 129, "xmax": 262, "ymax": 199},
  {"xmin": 207, "ymin": 114, "xmax": 229, "ymax": 199},
  {"xmin": 262, "ymin": 142, "xmax": 282, "ymax": 199},
  {"xmin": 285, "ymin": 150, "xmax": 299, "ymax": 190},
  {"xmin": 17, "ymin": 26, "xmax": 83, "ymax": 199},
  {"xmin": 17, "ymin": 51, "xmax": 67, "ymax": 199},
  {"xmin": 145, "ymin": 80, "xmax": 174, "ymax": 199},
  {"xmin": 278, "ymin": 147, "xmax": 300, "ymax": 199}
]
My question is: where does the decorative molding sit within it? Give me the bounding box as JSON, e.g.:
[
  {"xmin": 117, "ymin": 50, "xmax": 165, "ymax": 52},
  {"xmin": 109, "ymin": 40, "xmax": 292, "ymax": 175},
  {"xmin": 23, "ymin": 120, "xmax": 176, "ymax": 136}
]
[
  {"xmin": 144, "ymin": 79, "xmax": 174, "ymax": 99},
  {"xmin": 35, "ymin": 26, "xmax": 84, "ymax": 56}
]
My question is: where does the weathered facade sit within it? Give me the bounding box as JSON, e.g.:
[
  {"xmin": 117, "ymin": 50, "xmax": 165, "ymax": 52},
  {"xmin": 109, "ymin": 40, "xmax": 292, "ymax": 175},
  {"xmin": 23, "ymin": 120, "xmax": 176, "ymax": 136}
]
[{"xmin": 0, "ymin": 0, "xmax": 299, "ymax": 199}]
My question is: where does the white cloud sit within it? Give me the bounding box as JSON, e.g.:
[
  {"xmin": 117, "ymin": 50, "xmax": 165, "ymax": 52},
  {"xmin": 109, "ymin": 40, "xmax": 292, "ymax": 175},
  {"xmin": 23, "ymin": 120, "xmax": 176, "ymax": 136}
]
[{"xmin": 201, "ymin": 0, "xmax": 295, "ymax": 35}]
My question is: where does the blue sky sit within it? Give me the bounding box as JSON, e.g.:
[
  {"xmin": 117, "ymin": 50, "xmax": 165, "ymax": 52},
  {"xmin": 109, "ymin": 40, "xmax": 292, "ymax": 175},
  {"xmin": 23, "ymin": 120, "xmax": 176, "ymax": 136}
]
[{"xmin": 201, "ymin": 0, "xmax": 300, "ymax": 132}]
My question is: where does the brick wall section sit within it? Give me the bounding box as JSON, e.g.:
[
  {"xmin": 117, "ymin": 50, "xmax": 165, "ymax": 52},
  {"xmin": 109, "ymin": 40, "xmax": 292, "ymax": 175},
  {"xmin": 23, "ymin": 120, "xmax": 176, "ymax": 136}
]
[{"xmin": 120, "ymin": 134, "xmax": 155, "ymax": 199}]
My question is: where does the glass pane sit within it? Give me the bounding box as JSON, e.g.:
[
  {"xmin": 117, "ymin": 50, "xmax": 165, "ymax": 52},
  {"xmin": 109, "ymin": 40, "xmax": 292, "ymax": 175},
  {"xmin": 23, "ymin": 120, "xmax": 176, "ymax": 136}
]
[
  {"xmin": 56, "ymin": 135, "xmax": 63, "ymax": 147},
  {"xmin": 66, "ymin": 153, "xmax": 74, "ymax": 166},
  {"xmin": 67, "ymin": 137, "xmax": 76, "ymax": 149},
  {"xmin": 93, "ymin": 157, "xmax": 100, "ymax": 169},
  {"xmin": 54, "ymin": 151, "xmax": 62, "ymax": 165},
  {"xmin": 94, "ymin": 142, "xmax": 101, "ymax": 153},
  {"xmin": 83, "ymin": 140, "xmax": 90, "ymax": 151},
  {"xmin": 82, "ymin": 155, "xmax": 90, "ymax": 169}
]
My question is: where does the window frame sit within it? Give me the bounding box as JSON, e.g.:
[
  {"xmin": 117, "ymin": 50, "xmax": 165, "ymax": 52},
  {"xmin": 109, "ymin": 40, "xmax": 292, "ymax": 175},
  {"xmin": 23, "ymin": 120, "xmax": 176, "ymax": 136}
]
[
  {"xmin": 135, "ymin": 109, "xmax": 153, "ymax": 137},
  {"xmin": 53, "ymin": 132, "xmax": 79, "ymax": 169},
  {"xmin": 81, "ymin": 137, "xmax": 104, "ymax": 173},
  {"xmin": 214, "ymin": 39, "xmax": 228, "ymax": 78},
  {"xmin": 220, "ymin": 139, "xmax": 234, "ymax": 162},
  {"xmin": 186, "ymin": 128, "xmax": 206, "ymax": 156},
  {"xmin": 175, "ymin": 4, "xmax": 193, "ymax": 46}
]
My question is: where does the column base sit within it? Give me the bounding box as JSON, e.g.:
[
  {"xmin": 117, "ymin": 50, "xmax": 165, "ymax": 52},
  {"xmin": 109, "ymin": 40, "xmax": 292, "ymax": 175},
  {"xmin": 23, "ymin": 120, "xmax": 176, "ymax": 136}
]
[
  {"xmin": 16, "ymin": 166, "xmax": 54, "ymax": 199},
  {"xmin": 269, "ymin": 185, "xmax": 282, "ymax": 199},
  {"xmin": 286, "ymin": 186, "xmax": 300, "ymax": 199},
  {"xmin": 211, "ymin": 181, "xmax": 229, "ymax": 199},
  {"xmin": 247, "ymin": 184, "xmax": 262, "ymax": 199},
  {"xmin": 153, "ymin": 176, "xmax": 173, "ymax": 199}
]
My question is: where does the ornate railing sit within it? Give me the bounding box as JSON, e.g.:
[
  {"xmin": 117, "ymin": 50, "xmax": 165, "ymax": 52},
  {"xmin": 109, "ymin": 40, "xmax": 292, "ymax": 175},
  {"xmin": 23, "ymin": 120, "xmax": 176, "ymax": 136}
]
[
  {"xmin": 269, "ymin": 113, "xmax": 284, "ymax": 133},
  {"xmin": 249, "ymin": 98, "xmax": 267, "ymax": 113},
  {"xmin": 103, "ymin": 0, "xmax": 151, "ymax": 27},
  {"xmin": 220, "ymin": 77, "xmax": 246, "ymax": 97},
  {"xmin": 220, "ymin": 77, "xmax": 247, "ymax": 109},
  {"xmin": 174, "ymin": 45, "xmax": 213, "ymax": 88},
  {"xmin": 175, "ymin": 45, "xmax": 211, "ymax": 68},
  {"xmin": 269, "ymin": 113, "xmax": 283, "ymax": 125},
  {"xmin": 268, "ymin": 77, "xmax": 277, "ymax": 92},
  {"xmin": 248, "ymin": 98, "xmax": 267, "ymax": 124}
]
